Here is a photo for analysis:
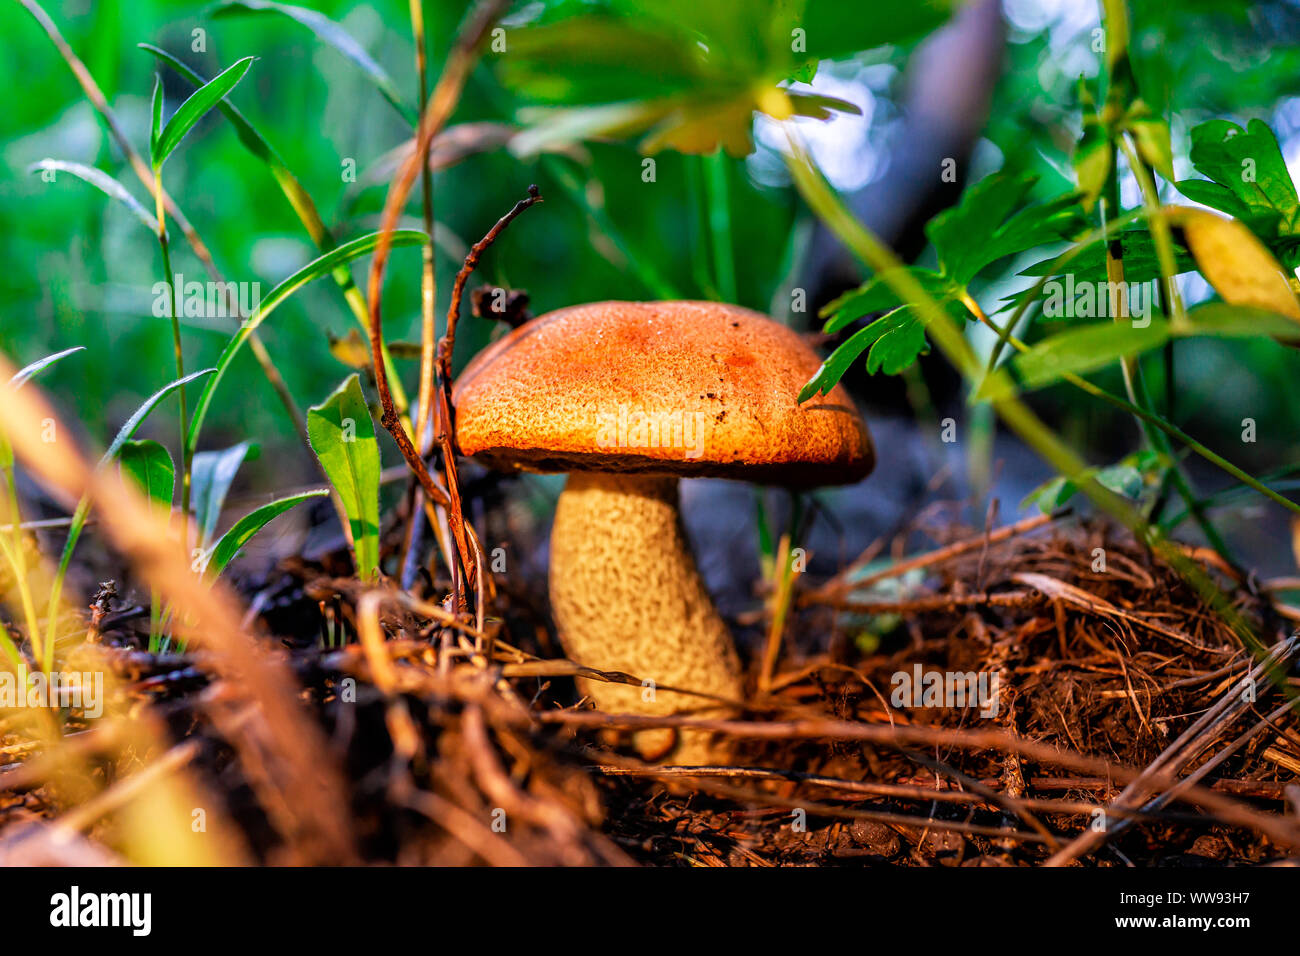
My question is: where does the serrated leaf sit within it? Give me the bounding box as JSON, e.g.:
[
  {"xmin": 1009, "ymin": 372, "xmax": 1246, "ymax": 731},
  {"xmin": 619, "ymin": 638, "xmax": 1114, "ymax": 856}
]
[
  {"xmin": 307, "ymin": 375, "xmax": 380, "ymax": 581},
  {"xmin": 820, "ymin": 267, "xmax": 954, "ymax": 332},
  {"xmin": 799, "ymin": 307, "xmax": 928, "ymax": 400},
  {"xmin": 1171, "ymin": 207, "xmax": 1300, "ymax": 321},
  {"xmin": 1178, "ymin": 119, "xmax": 1300, "ymax": 245},
  {"xmin": 151, "ymin": 56, "xmax": 255, "ymax": 169},
  {"xmin": 191, "ymin": 440, "xmax": 258, "ymax": 548},
  {"xmin": 118, "ymin": 439, "xmax": 175, "ymax": 507},
  {"xmin": 926, "ymin": 174, "xmax": 1084, "ymax": 285},
  {"xmin": 202, "ymin": 490, "xmax": 326, "ymax": 578},
  {"xmin": 28, "ymin": 161, "xmax": 158, "ymax": 232},
  {"xmin": 186, "ymin": 228, "xmax": 427, "ymax": 457},
  {"xmin": 1012, "ymin": 320, "xmax": 1171, "ymax": 391},
  {"xmin": 212, "ymin": 1, "xmax": 416, "ymax": 125}
]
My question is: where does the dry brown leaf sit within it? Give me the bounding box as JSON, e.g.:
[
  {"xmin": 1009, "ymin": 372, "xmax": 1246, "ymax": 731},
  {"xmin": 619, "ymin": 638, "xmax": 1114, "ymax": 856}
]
[{"xmin": 1170, "ymin": 206, "xmax": 1300, "ymax": 321}]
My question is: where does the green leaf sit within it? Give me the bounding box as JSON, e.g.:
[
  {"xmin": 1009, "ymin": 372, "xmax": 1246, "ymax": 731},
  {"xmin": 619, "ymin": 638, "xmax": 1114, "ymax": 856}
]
[
  {"xmin": 1011, "ymin": 320, "xmax": 1171, "ymax": 391},
  {"xmin": 8, "ymin": 347, "xmax": 85, "ymax": 389},
  {"xmin": 151, "ymin": 55, "xmax": 255, "ymax": 169},
  {"xmin": 1072, "ymin": 80, "xmax": 1110, "ymax": 212},
  {"xmin": 307, "ymin": 375, "xmax": 380, "ymax": 581},
  {"xmin": 820, "ymin": 267, "xmax": 956, "ymax": 333},
  {"xmin": 191, "ymin": 440, "xmax": 258, "ymax": 548},
  {"xmin": 202, "ymin": 490, "xmax": 327, "ymax": 578},
  {"xmin": 799, "ymin": 307, "xmax": 929, "ymax": 400},
  {"xmin": 212, "ymin": 1, "xmax": 417, "ymax": 126},
  {"xmin": 47, "ymin": 368, "xmax": 216, "ymax": 647},
  {"xmin": 1021, "ymin": 475, "xmax": 1077, "ymax": 514},
  {"xmin": 1020, "ymin": 228, "xmax": 1196, "ymax": 282},
  {"xmin": 185, "ymin": 228, "xmax": 426, "ymax": 457},
  {"xmin": 926, "ymin": 174, "xmax": 1084, "ymax": 285},
  {"xmin": 150, "ymin": 73, "xmax": 163, "ymax": 159},
  {"xmin": 1180, "ymin": 303, "xmax": 1300, "ymax": 342},
  {"xmin": 117, "ymin": 439, "xmax": 175, "ymax": 507},
  {"xmin": 27, "ymin": 161, "xmax": 158, "ymax": 232},
  {"xmin": 1177, "ymin": 119, "xmax": 1300, "ymax": 255}
]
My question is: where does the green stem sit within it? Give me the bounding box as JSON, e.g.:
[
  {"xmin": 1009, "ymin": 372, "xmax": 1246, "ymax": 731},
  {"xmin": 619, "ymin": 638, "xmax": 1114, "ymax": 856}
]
[
  {"xmin": 153, "ymin": 169, "xmax": 189, "ymax": 563},
  {"xmin": 704, "ymin": 151, "xmax": 737, "ymax": 303},
  {"xmin": 785, "ymin": 139, "xmax": 1284, "ymax": 684}
]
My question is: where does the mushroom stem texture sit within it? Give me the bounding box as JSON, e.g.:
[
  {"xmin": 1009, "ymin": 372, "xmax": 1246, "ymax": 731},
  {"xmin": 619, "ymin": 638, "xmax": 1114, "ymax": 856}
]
[{"xmin": 549, "ymin": 472, "xmax": 742, "ymax": 762}]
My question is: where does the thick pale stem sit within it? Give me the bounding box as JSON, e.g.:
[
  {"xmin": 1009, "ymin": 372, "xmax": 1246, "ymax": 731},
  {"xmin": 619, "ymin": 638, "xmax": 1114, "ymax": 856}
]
[{"xmin": 549, "ymin": 472, "xmax": 742, "ymax": 762}]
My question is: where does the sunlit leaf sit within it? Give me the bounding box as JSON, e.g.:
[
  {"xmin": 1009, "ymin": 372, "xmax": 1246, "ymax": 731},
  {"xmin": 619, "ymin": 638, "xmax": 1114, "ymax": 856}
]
[
  {"xmin": 186, "ymin": 229, "xmax": 427, "ymax": 457},
  {"xmin": 1170, "ymin": 206, "xmax": 1300, "ymax": 321},
  {"xmin": 307, "ymin": 375, "xmax": 380, "ymax": 581},
  {"xmin": 202, "ymin": 490, "xmax": 326, "ymax": 578},
  {"xmin": 118, "ymin": 439, "xmax": 175, "ymax": 507},
  {"xmin": 27, "ymin": 161, "xmax": 158, "ymax": 232},
  {"xmin": 191, "ymin": 440, "xmax": 258, "ymax": 547},
  {"xmin": 151, "ymin": 56, "xmax": 256, "ymax": 169},
  {"xmin": 1012, "ymin": 320, "xmax": 1171, "ymax": 391}
]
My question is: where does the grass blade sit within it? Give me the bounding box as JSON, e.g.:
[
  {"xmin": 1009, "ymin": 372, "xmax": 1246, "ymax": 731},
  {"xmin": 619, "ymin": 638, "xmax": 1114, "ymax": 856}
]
[
  {"xmin": 307, "ymin": 375, "xmax": 380, "ymax": 581},
  {"xmin": 151, "ymin": 55, "xmax": 256, "ymax": 169},
  {"xmin": 185, "ymin": 229, "xmax": 426, "ymax": 457},
  {"xmin": 202, "ymin": 489, "xmax": 327, "ymax": 577},
  {"xmin": 8, "ymin": 346, "xmax": 85, "ymax": 389},
  {"xmin": 191, "ymin": 440, "xmax": 257, "ymax": 548},
  {"xmin": 28, "ymin": 161, "xmax": 158, "ymax": 232},
  {"xmin": 211, "ymin": 0, "xmax": 417, "ymax": 125},
  {"xmin": 46, "ymin": 367, "xmax": 215, "ymax": 671}
]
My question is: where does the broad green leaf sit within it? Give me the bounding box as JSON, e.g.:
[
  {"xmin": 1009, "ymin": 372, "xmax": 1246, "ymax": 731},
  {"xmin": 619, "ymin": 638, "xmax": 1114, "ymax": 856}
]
[
  {"xmin": 202, "ymin": 490, "xmax": 327, "ymax": 578},
  {"xmin": 1012, "ymin": 321, "xmax": 1171, "ymax": 391},
  {"xmin": 185, "ymin": 229, "xmax": 427, "ymax": 457},
  {"xmin": 307, "ymin": 375, "xmax": 380, "ymax": 581},
  {"xmin": 151, "ymin": 55, "xmax": 255, "ymax": 169},
  {"xmin": 118, "ymin": 439, "xmax": 175, "ymax": 507},
  {"xmin": 191, "ymin": 440, "xmax": 258, "ymax": 547},
  {"xmin": 212, "ymin": 1, "xmax": 416, "ymax": 125},
  {"xmin": 500, "ymin": 0, "xmax": 917, "ymax": 157},
  {"xmin": 1021, "ymin": 475, "xmax": 1076, "ymax": 514},
  {"xmin": 28, "ymin": 161, "xmax": 158, "ymax": 232},
  {"xmin": 8, "ymin": 347, "xmax": 84, "ymax": 389},
  {"xmin": 1180, "ymin": 303, "xmax": 1300, "ymax": 342},
  {"xmin": 1177, "ymin": 119, "xmax": 1300, "ymax": 265}
]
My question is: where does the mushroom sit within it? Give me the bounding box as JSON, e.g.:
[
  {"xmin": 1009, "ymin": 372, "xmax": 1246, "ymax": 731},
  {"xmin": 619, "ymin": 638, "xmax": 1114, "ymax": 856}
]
[{"xmin": 455, "ymin": 301, "xmax": 873, "ymax": 761}]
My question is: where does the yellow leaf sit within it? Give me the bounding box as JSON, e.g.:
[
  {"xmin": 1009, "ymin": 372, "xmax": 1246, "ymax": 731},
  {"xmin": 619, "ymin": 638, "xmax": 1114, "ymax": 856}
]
[
  {"xmin": 327, "ymin": 328, "xmax": 371, "ymax": 369},
  {"xmin": 1170, "ymin": 206, "xmax": 1300, "ymax": 322}
]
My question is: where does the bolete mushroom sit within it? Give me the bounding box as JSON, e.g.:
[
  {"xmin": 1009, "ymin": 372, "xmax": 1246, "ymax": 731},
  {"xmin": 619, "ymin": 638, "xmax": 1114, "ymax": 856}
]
[{"xmin": 454, "ymin": 301, "xmax": 873, "ymax": 761}]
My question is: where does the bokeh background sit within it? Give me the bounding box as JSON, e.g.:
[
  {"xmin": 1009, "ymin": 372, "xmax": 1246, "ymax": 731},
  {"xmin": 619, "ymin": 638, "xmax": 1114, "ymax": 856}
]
[{"xmin": 5, "ymin": 0, "xmax": 1300, "ymax": 584}]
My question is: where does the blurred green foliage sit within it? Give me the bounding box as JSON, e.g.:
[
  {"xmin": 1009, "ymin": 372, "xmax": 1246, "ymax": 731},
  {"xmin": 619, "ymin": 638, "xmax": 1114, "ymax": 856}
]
[{"xmin": 4, "ymin": 0, "xmax": 1300, "ymax": 494}]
